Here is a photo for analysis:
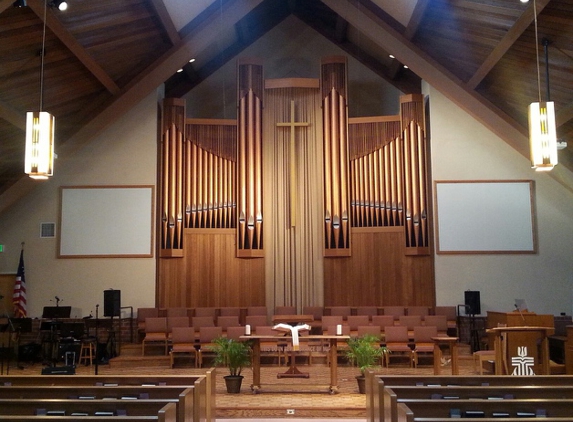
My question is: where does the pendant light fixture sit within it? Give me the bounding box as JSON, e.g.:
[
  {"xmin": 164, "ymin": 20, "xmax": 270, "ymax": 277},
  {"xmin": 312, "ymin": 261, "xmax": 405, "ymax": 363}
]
[
  {"xmin": 528, "ymin": 0, "xmax": 557, "ymax": 171},
  {"xmin": 25, "ymin": 0, "xmax": 55, "ymax": 179}
]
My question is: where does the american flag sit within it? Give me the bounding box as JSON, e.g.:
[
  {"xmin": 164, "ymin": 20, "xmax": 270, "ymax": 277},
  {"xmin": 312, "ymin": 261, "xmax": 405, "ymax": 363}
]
[{"xmin": 13, "ymin": 249, "xmax": 27, "ymax": 318}]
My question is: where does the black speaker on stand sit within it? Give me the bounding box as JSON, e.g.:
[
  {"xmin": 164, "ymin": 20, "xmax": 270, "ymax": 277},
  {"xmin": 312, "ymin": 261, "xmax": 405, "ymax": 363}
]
[
  {"xmin": 464, "ymin": 290, "xmax": 481, "ymax": 352},
  {"xmin": 103, "ymin": 290, "xmax": 120, "ymax": 360}
]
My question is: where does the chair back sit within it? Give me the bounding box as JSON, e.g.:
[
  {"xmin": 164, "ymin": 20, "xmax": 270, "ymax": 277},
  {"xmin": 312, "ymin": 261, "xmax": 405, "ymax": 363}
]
[
  {"xmin": 372, "ymin": 315, "xmax": 395, "ymax": 329},
  {"xmin": 355, "ymin": 306, "xmax": 378, "ymax": 318},
  {"xmin": 398, "ymin": 315, "xmax": 422, "ymax": 330},
  {"xmin": 192, "ymin": 316, "xmax": 215, "ymax": 331},
  {"xmin": 423, "ymin": 315, "xmax": 448, "ymax": 332},
  {"xmin": 226, "ymin": 326, "xmax": 246, "ymax": 340},
  {"xmin": 347, "ymin": 315, "xmax": 370, "ymax": 331},
  {"xmin": 328, "ymin": 306, "xmax": 352, "ymax": 319},
  {"xmin": 194, "ymin": 307, "xmax": 218, "ymax": 318},
  {"xmin": 383, "ymin": 306, "xmax": 405, "ymax": 320},
  {"xmin": 217, "ymin": 315, "xmax": 241, "ymax": 330},
  {"xmin": 137, "ymin": 308, "xmax": 159, "ymax": 323},
  {"xmin": 414, "ymin": 325, "xmax": 438, "ymax": 343},
  {"xmin": 357, "ymin": 325, "xmax": 381, "ymax": 337},
  {"xmin": 145, "ymin": 317, "xmax": 167, "ymax": 333},
  {"xmin": 166, "ymin": 307, "xmax": 188, "ymax": 318},
  {"xmin": 407, "ymin": 306, "xmax": 429, "ymax": 317},
  {"xmin": 245, "ymin": 315, "xmax": 268, "ymax": 327},
  {"xmin": 168, "ymin": 316, "xmax": 190, "ymax": 333},
  {"xmin": 434, "ymin": 306, "xmax": 456, "ymax": 319},
  {"xmin": 274, "ymin": 306, "xmax": 297, "ymax": 315},
  {"xmin": 199, "ymin": 326, "xmax": 223, "ymax": 342},
  {"xmin": 302, "ymin": 306, "xmax": 323, "ymax": 320},
  {"xmin": 254, "ymin": 325, "xmax": 279, "ymax": 335},
  {"xmin": 171, "ymin": 326, "xmax": 195, "ymax": 344},
  {"xmin": 384, "ymin": 325, "xmax": 409, "ymax": 343},
  {"xmin": 219, "ymin": 307, "xmax": 241, "ymax": 317},
  {"xmin": 247, "ymin": 306, "xmax": 268, "ymax": 316},
  {"xmin": 321, "ymin": 315, "xmax": 343, "ymax": 330}
]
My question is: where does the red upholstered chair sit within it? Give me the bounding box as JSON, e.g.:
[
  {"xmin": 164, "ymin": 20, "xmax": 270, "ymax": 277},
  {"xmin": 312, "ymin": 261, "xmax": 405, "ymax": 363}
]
[
  {"xmin": 355, "ymin": 306, "xmax": 379, "ymax": 320},
  {"xmin": 166, "ymin": 307, "xmax": 188, "ymax": 318},
  {"xmin": 169, "ymin": 327, "xmax": 198, "ymax": 368},
  {"xmin": 245, "ymin": 315, "xmax": 268, "ymax": 328},
  {"xmin": 347, "ymin": 315, "xmax": 370, "ymax": 332},
  {"xmin": 372, "ymin": 315, "xmax": 395, "ymax": 329},
  {"xmin": 192, "ymin": 316, "xmax": 215, "ymax": 333},
  {"xmin": 423, "ymin": 315, "xmax": 448, "ymax": 336},
  {"xmin": 321, "ymin": 316, "xmax": 344, "ymax": 334},
  {"xmin": 194, "ymin": 307, "xmax": 217, "ymax": 321},
  {"xmin": 328, "ymin": 306, "xmax": 352, "ymax": 320},
  {"xmin": 384, "ymin": 325, "xmax": 413, "ymax": 367},
  {"xmin": 407, "ymin": 306, "xmax": 430, "ymax": 317},
  {"xmin": 247, "ymin": 306, "xmax": 268, "ymax": 316},
  {"xmin": 397, "ymin": 315, "xmax": 422, "ymax": 337},
  {"xmin": 217, "ymin": 315, "xmax": 241, "ymax": 331},
  {"xmin": 167, "ymin": 316, "xmax": 190, "ymax": 340},
  {"xmin": 382, "ymin": 306, "xmax": 405, "ymax": 321},
  {"xmin": 274, "ymin": 306, "xmax": 297, "ymax": 315},
  {"xmin": 197, "ymin": 326, "xmax": 223, "ymax": 367},
  {"xmin": 137, "ymin": 308, "xmax": 159, "ymax": 335},
  {"xmin": 141, "ymin": 317, "xmax": 168, "ymax": 355},
  {"xmin": 413, "ymin": 325, "xmax": 438, "ymax": 367}
]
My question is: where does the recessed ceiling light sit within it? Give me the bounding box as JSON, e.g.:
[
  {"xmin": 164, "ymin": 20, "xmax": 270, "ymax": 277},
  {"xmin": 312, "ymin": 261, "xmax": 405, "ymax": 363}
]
[
  {"xmin": 177, "ymin": 68, "xmax": 183, "ymax": 73},
  {"xmin": 189, "ymin": 58, "xmax": 196, "ymax": 63},
  {"xmin": 389, "ymin": 54, "xmax": 395, "ymax": 59},
  {"xmin": 403, "ymin": 65, "xmax": 409, "ymax": 69}
]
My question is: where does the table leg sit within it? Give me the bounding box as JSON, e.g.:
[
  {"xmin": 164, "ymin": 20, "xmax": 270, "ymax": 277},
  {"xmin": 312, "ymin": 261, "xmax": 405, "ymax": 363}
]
[
  {"xmin": 329, "ymin": 338, "xmax": 339, "ymax": 393},
  {"xmin": 451, "ymin": 342, "xmax": 459, "ymax": 375},
  {"xmin": 251, "ymin": 338, "xmax": 261, "ymax": 391},
  {"xmin": 433, "ymin": 343, "xmax": 441, "ymax": 375}
]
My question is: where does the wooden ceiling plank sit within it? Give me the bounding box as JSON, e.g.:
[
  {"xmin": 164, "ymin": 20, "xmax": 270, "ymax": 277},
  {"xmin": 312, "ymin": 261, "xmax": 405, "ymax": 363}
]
[
  {"xmin": 0, "ymin": 99, "xmax": 26, "ymax": 131},
  {"xmin": 467, "ymin": 0, "xmax": 551, "ymax": 89},
  {"xmin": 0, "ymin": 0, "xmax": 12, "ymax": 14},
  {"xmin": 148, "ymin": 0, "xmax": 180, "ymax": 46},
  {"xmin": 27, "ymin": 0, "xmax": 120, "ymax": 95}
]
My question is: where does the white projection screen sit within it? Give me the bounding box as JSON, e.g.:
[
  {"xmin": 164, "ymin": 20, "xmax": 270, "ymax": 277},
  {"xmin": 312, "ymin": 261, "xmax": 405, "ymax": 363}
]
[
  {"xmin": 435, "ymin": 180, "xmax": 536, "ymax": 254},
  {"xmin": 59, "ymin": 186, "xmax": 154, "ymax": 258}
]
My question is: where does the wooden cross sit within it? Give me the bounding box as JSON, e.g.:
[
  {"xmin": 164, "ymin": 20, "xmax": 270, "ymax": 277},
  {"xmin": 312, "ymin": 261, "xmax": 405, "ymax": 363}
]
[{"xmin": 276, "ymin": 100, "xmax": 310, "ymax": 227}]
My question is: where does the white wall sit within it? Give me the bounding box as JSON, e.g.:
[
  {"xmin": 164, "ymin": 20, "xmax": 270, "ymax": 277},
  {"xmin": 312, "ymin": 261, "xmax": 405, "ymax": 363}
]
[
  {"xmin": 426, "ymin": 82, "xmax": 573, "ymax": 316},
  {"xmin": 0, "ymin": 90, "xmax": 160, "ymax": 318}
]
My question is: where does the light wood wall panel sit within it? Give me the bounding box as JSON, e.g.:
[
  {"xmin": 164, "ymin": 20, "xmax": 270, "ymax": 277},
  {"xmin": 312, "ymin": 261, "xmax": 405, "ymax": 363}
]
[
  {"xmin": 157, "ymin": 229, "xmax": 265, "ymax": 308},
  {"xmin": 323, "ymin": 227, "xmax": 435, "ymax": 307}
]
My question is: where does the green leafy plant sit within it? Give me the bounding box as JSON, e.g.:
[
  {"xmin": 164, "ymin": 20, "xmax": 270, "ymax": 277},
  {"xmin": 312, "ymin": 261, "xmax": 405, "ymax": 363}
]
[
  {"xmin": 211, "ymin": 337, "xmax": 251, "ymax": 377},
  {"xmin": 345, "ymin": 334, "xmax": 386, "ymax": 375}
]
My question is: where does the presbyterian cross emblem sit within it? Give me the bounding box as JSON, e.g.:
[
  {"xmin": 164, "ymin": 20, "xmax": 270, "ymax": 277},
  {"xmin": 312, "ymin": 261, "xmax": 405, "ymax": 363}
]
[{"xmin": 511, "ymin": 346, "xmax": 535, "ymax": 375}]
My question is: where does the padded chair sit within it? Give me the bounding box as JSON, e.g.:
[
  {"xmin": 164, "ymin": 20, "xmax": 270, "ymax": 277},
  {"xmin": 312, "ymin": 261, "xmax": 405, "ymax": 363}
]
[
  {"xmin": 137, "ymin": 308, "xmax": 159, "ymax": 334},
  {"xmin": 247, "ymin": 306, "xmax": 268, "ymax": 316},
  {"xmin": 423, "ymin": 315, "xmax": 448, "ymax": 336},
  {"xmin": 407, "ymin": 306, "xmax": 430, "ymax": 317},
  {"xmin": 372, "ymin": 315, "xmax": 395, "ymax": 330},
  {"xmin": 194, "ymin": 307, "xmax": 217, "ymax": 321},
  {"xmin": 226, "ymin": 326, "xmax": 247, "ymax": 341},
  {"xmin": 197, "ymin": 326, "xmax": 223, "ymax": 367},
  {"xmin": 357, "ymin": 325, "xmax": 382, "ymax": 338},
  {"xmin": 217, "ymin": 315, "xmax": 241, "ymax": 331},
  {"xmin": 321, "ymin": 315, "xmax": 344, "ymax": 334},
  {"xmin": 255, "ymin": 325, "xmax": 286, "ymax": 365},
  {"xmin": 355, "ymin": 306, "xmax": 378, "ymax": 319},
  {"xmin": 382, "ymin": 306, "xmax": 405, "ymax": 321},
  {"xmin": 274, "ymin": 306, "xmax": 297, "ymax": 315},
  {"xmin": 141, "ymin": 317, "xmax": 168, "ymax": 355},
  {"xmin": 398, "ymin": 315, "xmax": 422, "ymax": 336},
  {"xmin": 245, "ymin": 315, "xmax": 268, "ymax": 328},
  {"xmin": 473, "ymin": 350, "xmax": 496, "ymax": 375},
  {"xmin": 169, "ymin": 327, "xmax": 198, "ymax": 368},
  {"xmin": 219, "ymin": 307, "xmax": 241, "ymax": 316},
  {"xmin": 434, "ymin": 306, "xmax": 458, "ymax": 335},
  {"xmin": 413, "ymin": 325, "xmax": 438, "ymax": 367},
  {"xmin": 192, "ymin": 316, "xmax": 215, "ymax": 333},
  {"xmin": 347, "ymin": 315, "xmax": 370, "ymax": 332},
  {"xmin": 328, "ymin": 306, "xmax": 352, "ymax": 320},
  {"xmin": 166, "ymin": 307, "xmax": 188, "ymax": 318},
  {"xmin": 303, "ymin": 306, "xmax": 324, "ymax": 333},
  {"xmin": 167, "ymin": 316, "xmax": 190, "ymax": 340},
  {"xmin": 384, "ymin": 325, "xmax": 413, "ymax": 367}
]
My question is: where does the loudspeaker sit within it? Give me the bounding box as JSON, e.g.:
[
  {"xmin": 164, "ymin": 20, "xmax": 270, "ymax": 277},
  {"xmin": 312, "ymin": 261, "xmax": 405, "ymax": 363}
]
[
  {"xmin": 464, "ymin": 290, "xmax": 481, "ymax": 315},
  {"xmin": 104, "ymin": 290, "xmax": 121, "ymax": 317}
]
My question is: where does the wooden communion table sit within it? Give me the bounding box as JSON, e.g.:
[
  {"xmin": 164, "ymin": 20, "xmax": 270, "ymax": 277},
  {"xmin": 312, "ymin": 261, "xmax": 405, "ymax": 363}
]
[{"xmin": 242, "ymin": 334, "xmax": 349, "ymax": 394}]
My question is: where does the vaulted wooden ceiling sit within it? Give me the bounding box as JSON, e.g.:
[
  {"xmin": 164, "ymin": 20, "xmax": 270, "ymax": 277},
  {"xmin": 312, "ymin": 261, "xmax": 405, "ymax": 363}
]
[{"xmin": 1, "ymin": 0, "xmax": 572, "ymax": 214}]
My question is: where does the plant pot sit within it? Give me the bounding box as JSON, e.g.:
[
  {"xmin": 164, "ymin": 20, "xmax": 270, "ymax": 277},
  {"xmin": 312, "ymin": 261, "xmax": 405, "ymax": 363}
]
[
  {"xmin": 356, "ymin": 375, "xmax": 366, "ymax": 394},
  {"xmin": 224, "ymin": 375, "xmax": 244, "ymax": 394}
]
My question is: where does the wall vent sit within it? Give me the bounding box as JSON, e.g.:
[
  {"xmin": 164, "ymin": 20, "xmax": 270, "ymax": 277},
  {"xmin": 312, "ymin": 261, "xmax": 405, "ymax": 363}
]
[{"xmin": 40, "ymin": 222, "xmax": 56, "ymax": 238}]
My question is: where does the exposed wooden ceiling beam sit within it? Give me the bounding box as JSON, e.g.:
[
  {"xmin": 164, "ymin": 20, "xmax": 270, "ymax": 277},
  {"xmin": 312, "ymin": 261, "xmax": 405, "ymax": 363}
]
[
  {"xmin": 323, "ymin": 0, "xmax": 529, "ymax": 153},
  {"xmin": 0, "ymin": 0, "xmax": 13, "ymax": 14},
  {"xmin": 0, "ymin": 0, "xmax": 265, "ymax": 214},
  {"xmin": 557, "ymin": 102, "xmax": 573, "ymax": 128},
  {"xmin": 148, "ymin": 0, "xmax": 181, "ymax": 46},
  {"xmin": 0, "ymin": 99, "xmax": 26, "ymax": 131},
  {"xmin": 467, "ymin": 0, "xmax": 551, "ymax": 90},
  {"xmin": 27, "ymin": 0, "xmax": 120, "ymax": 95}
]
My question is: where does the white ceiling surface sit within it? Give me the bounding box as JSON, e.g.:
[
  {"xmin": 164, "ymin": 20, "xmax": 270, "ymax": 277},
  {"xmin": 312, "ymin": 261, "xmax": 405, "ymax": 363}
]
[{"xmin": 162, "ymin": 0, "xmax": 418, "ymax": 33}]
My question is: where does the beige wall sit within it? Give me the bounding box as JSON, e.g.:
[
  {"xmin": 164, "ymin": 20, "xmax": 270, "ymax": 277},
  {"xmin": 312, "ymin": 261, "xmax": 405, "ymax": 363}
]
[
  {"xmin": 426, "ymin": 82, "xmax": 573, "ymax": 316},
  {"xmin": 0, "ymin": 90, "xmax": 160, "ymax": 318}
]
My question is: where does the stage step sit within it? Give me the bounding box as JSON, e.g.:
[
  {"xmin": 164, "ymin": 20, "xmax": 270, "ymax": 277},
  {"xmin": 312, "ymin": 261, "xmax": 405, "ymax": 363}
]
[{"xmin": 109, "ymin": 354, "xmax": 171, "ymax": 369}]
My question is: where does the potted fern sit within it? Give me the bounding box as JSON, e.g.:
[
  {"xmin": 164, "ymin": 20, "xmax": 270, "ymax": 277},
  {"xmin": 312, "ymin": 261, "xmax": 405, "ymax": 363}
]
[
  {"xmin": 345, "ymin": 334, "xmax": 386, "ymax": 394},
  {"xmin": 211, "ymin": 337, "xmax": 251, "ymax": 393}
]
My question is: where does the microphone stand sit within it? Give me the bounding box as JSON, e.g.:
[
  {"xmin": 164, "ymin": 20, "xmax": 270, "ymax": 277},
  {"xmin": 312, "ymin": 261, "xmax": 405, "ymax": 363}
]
[
  {"xmin": 514, "ymin": 304, "xmax": 526, "ymax": 322},
  {"xmin": 95, "ymin": 304, "xmax": 99, "ymax": 375}
]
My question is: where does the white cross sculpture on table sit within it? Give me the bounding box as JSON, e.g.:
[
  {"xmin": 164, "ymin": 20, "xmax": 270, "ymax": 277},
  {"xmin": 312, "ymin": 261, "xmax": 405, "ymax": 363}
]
[{"xmin": 273, "ymin": 323, "xmax": 311, "ymax": 351}]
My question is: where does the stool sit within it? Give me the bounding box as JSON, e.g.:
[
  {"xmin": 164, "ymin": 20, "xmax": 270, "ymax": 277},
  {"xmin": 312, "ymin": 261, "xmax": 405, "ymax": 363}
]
[
  {"xmin": 473, "ymin": 350, "xmax": 495, "ymax": 375},
  {"xmin": 79, "ymin": 339, "xmax": 96, "ymax": 365}
]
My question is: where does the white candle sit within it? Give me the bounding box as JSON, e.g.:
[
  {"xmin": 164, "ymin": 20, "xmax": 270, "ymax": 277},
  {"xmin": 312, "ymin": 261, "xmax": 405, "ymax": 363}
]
[
  {"xmin": 336, "ymin": 324, "xmax": 342, "ymax": 335},
  {"xmin": 245, "ymin": 324, "xmax": 251, "ymax": 336}
]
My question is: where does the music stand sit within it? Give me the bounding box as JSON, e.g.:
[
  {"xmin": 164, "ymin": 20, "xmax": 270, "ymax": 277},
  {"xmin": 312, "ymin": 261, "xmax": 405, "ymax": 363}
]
[{"xmin": 42, "ymin": 306, "xmax": 71, "ymax": 319}]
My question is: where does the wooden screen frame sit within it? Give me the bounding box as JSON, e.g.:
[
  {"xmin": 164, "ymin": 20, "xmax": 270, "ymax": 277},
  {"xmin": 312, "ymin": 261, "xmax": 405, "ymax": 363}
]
[
  {"xmin": 434, "ymin": 180, "xmax": 536, "ymax": 254},
  {"xmin": 59, "ymin": 185, "xmax": 154, "ymax": 258}
]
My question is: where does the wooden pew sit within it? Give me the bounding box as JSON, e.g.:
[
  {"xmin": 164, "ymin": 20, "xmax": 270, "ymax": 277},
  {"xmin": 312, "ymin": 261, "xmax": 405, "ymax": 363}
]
[
  {"xmin": 399, "ymin": 397, "xmax": 573, "ymax": 419},
  {"xmin": 372, "ymin": 374, "xmax": 573, "ymax": 387},
  {"xmin": 0, "ymin": 370, "xmax": 215, "ymax": 422},
  {"xmin": 386, "ymin": 384, "xmax": 573, "ymax": 400}
]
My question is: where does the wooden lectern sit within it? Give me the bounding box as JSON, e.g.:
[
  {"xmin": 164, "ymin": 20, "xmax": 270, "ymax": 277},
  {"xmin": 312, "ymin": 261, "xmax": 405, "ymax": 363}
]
[{"xmin": 486, "ymin": 311, "xmax": 554, "ymax": 375}]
